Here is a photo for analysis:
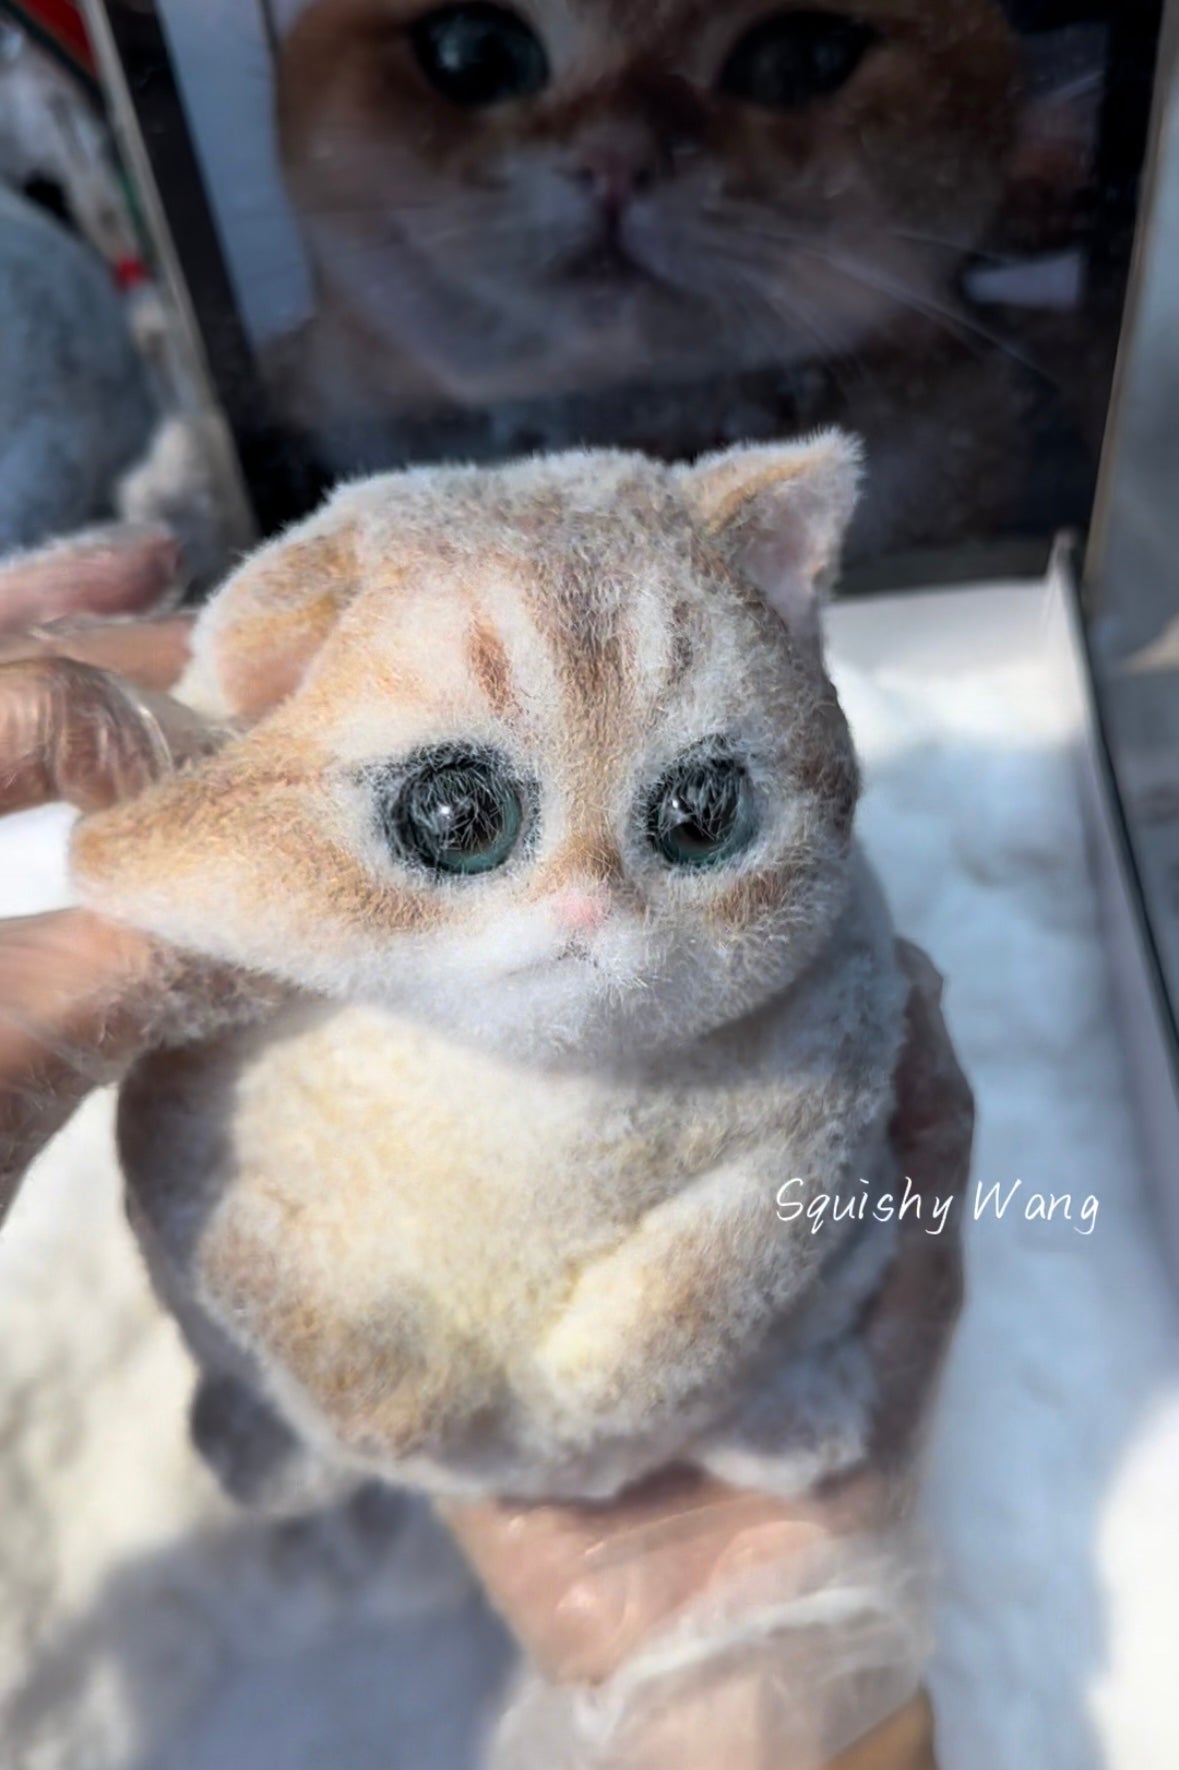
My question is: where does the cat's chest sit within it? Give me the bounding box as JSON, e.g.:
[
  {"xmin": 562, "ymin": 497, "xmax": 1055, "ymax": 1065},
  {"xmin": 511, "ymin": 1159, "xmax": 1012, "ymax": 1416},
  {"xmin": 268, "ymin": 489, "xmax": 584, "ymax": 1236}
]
[
  {"xmin": 125, "ymin": 1004, "xmax": 778, "ymax": 1316},
  {"xmin": 228, "ymin": 1012, "xmax": 743, "ymax": 1231}
]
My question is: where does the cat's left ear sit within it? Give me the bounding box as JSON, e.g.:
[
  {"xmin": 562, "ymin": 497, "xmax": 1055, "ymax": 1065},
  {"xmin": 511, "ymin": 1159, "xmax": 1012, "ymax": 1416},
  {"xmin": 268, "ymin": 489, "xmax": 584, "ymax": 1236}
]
[{"xmin": 680, "ymin": 430, "xmax": 862, "ymax": 651}]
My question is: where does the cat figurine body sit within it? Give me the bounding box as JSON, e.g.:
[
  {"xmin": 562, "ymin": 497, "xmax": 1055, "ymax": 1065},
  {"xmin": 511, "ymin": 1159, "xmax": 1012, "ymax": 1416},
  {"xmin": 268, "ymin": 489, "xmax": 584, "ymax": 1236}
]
[{"xmin": 73, "ymin": 433, "xmax": 908, "ymax": 1504}]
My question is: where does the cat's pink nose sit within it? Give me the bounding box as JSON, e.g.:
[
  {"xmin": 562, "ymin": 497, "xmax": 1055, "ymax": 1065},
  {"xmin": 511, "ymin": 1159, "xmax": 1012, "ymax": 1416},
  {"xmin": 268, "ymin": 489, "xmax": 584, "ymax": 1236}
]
[
  {"xmin": 553, "ymin": 890, "xmax": 611, "ymax": 934},
  {"xmin": 573, "ymin": 146, "xmax": 656, "ymax": 214}
]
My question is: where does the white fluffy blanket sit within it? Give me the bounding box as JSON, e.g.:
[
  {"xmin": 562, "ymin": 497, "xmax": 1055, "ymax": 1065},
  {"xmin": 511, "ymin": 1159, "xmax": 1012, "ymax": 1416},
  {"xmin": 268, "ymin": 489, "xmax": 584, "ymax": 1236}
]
[{"xmin": 2, "ymin": 613, "xmax": 1177, "ymax": 1768}]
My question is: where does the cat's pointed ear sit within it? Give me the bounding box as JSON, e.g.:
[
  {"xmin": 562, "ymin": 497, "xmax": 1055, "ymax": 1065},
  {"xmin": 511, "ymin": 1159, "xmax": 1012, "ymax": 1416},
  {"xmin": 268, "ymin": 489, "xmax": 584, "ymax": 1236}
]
[
  {"xmin": 183, "ymin": 516, "xmax": 360, "ymax": 720},
  {"xmin": 681, "ymin": 430, "xmax": 862, "ymax": 650}
]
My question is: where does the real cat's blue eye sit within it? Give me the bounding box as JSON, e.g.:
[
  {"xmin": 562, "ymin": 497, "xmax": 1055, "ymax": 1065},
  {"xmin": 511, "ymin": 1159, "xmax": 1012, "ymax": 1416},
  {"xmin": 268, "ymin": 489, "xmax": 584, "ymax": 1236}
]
[
  {"xmin": 646, "ymin": 748, "xmax": 758, "ymax": 870},
  {"xmin": 410, "ymin": 3, "xmax": 549, "ymax": 108},
  {"xmin": 718, "ymin": 10, "xmax": 878, "ymax": 110},
  {"xmin": 375, "ymin": 747, "xmax": 530, "ymax": 876}
]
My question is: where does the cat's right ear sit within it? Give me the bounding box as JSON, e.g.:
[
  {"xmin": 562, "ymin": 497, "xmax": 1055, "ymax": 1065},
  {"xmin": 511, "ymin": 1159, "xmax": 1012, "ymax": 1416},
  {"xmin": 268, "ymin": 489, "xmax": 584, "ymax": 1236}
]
[
  {"xmin": 680, "ymin": 430, "xmax": 863, "ymax": 653},
  {"xmin": 182, "ymin": 519, "xmax": 359, "ymax": 721}
]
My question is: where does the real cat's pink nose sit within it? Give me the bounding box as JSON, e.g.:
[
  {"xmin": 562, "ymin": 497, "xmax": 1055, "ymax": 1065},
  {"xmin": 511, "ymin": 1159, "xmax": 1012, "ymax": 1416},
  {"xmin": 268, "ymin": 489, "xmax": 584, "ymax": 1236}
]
[
  {"xmin": 553, "ymin": 889, "xmax": 611, "ymax": 934},
  {"xmin": 573, "ymin": 145, "xmax": 655, "ymax": 214}
]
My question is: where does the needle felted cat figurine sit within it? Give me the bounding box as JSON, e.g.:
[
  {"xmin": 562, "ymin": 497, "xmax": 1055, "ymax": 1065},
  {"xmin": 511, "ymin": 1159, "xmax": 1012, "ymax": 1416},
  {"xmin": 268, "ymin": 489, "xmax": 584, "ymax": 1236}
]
[{"xmin": 72, "ymin": 433, "xmax": 908, "ymax": 1506}]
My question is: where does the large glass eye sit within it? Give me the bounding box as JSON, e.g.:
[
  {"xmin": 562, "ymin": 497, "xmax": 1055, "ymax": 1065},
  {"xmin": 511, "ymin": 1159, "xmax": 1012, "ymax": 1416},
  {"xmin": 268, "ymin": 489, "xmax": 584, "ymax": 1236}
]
[
  {"xmin": 376, "ymin": 747, "xmax": 529, "ymax": 876},
  {"xmin": 409, "ymin": 3, "xmax": 549, "ymax": 108},
  {"xmin": 718, "ymin": 11, "xmax": 877, "ymax": 110},
  {"xmin": 646, "ymin": 747, "xmax": 758, "ymax": 870}
]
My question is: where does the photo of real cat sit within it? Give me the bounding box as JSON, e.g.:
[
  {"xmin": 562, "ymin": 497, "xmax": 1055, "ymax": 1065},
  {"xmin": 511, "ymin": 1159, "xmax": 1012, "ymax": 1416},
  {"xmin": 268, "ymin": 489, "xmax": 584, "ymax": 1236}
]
[
  {"xmin": 69, "ymin": 432, "xmax": 934, "ymax": 1510},
  {"xmin": 260, "ymin": 0, "xmax": 1051, "ymax": 557}
]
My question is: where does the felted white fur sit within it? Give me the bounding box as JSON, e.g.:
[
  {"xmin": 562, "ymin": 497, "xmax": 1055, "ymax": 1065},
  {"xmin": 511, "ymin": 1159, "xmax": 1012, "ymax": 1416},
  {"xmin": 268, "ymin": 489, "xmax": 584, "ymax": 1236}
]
[{"xmin": 1, "ymin": 615, "xmax": 1177, "ymax": 1766}]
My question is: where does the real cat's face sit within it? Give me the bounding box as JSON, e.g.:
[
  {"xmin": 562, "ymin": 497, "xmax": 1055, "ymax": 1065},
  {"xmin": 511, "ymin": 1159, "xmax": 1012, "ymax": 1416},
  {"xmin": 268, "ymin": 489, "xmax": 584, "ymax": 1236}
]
[
  {"xmin": 73, "ymin": 440, "xmax": 862, "ymax": 1062},
  {"xmin": 276, "ymin": 0, "xmax": 1015, "ymax": 404}
]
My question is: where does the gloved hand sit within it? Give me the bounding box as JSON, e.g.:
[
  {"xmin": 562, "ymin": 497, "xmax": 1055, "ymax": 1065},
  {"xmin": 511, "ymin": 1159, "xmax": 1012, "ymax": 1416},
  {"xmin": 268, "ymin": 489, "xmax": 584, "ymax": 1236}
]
[{"xmin": 0, "ymin": 525, "xmax": 205, "ymax": 1206}]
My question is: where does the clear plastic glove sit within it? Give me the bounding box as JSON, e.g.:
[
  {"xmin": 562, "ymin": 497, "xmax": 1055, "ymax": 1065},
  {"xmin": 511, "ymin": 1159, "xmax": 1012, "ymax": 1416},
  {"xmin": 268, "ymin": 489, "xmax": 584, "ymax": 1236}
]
[{"xmin": 0, "ymin": 525, "xmax": 208, "ymax": 1208}]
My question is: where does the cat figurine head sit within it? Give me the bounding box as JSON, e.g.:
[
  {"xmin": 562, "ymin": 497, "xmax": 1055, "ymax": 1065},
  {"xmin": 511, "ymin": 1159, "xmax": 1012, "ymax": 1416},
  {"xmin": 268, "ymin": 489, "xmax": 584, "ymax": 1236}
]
[
  {"xmin": 271, "ymin": 0, "xmax": 1016, "ymax": 406},
  {"xmin": 73, "ymin": 434, "xmax": 863, "ymax": 1060}
]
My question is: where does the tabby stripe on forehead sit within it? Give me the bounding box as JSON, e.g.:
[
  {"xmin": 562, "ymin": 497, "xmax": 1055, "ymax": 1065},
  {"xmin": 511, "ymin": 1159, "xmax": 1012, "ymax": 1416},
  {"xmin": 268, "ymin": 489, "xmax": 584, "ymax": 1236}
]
[
  {"xmin": 530, "ymin": 564, "xmax": 632, "ymax": 736},
  {"xmin": 665, "ymin": 603, "xmax": 698, "ymax": 692},
  {"xmin": 466, "ymin": 616, "xmax": 520, "ymax": 720}
]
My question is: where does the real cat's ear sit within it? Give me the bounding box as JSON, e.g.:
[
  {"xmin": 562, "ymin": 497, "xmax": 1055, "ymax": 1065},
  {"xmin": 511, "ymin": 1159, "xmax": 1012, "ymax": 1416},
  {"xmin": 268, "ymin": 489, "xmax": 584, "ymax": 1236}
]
[
  {"xmin": 183, "ymin": 518, "xmax": 360, "ymax": 720},
  {"xmin": 680, "ymin": 430, "xmax": 862, "ymax": 651}
]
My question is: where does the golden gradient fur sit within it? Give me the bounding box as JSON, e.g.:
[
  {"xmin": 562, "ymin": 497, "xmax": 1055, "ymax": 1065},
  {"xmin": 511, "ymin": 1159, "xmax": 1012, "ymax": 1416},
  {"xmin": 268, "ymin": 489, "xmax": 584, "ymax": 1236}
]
[{"xmin": 74, "ymin": 436, "xmax": 907, "ymax": 1502}]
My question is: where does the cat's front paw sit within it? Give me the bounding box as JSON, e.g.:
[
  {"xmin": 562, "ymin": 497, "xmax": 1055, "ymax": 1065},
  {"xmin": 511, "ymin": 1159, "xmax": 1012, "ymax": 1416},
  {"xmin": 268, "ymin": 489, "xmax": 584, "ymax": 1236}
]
[
  {"xmin": 533, "ymin": 1261, "xmax": 718, "ymax": 1436},
  {"xmin": 697, "ymin": 1340, "xmax": 875, "ymax": 1497}
]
